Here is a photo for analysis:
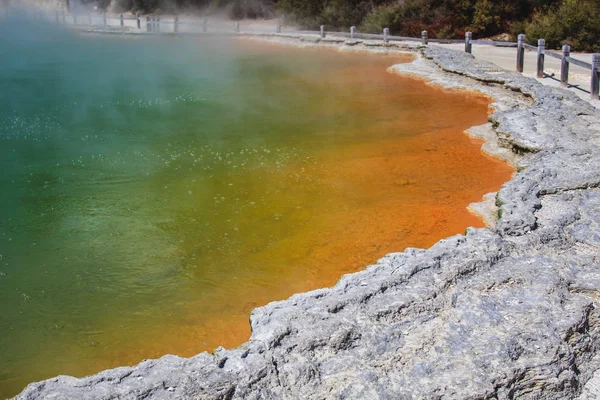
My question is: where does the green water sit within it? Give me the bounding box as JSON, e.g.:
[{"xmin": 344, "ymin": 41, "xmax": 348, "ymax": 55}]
[
  {"xmin": 0, "ymin": 15, "xmax": 398, "ymax": 396},
  {"xmin": 0, "ymin": 13, "xmax": 508, "ymax": 399}
]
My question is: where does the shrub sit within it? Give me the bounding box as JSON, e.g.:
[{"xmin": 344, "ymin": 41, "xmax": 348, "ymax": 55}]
[
  {"xmin": 276, "ymin": 0, "xmax": 324, "ymax": 28},
  {"xmin": 229, "ymin": 0, "xmax": 275, "ymax": 20},
  {"xmin": 320, "ymin": 0, "xmax": 373, "ymax": 29},
  {"xmin": 90, "ymin": 0, "xmax": 600, "ymax": 50},
  {"xmin": 524, "ymin": 0, "xmax": 600, "ymax": 51},
  {"xmin": 469, "ymin": 0, "xmax": 500, "ymax": 35},
  {"xmin": 360, "ymin": 0, "xmax": 464, "ymax": 38},
  {"xmin": 359, "ymin": 4, "xmax": 401, "ymax": 33}
]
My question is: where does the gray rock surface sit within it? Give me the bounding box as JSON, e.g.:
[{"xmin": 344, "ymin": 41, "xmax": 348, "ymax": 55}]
[{"xmin": 15, "ymin": 44, "xmax": 600, "ymax": 399}]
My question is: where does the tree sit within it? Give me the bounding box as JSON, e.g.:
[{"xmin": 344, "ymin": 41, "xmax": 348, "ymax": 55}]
[{"xmin": 525, "ymin": 0, "xmax": 600, "ymax": 51}]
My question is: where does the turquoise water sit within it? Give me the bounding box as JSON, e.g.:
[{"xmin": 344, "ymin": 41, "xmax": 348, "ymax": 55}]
[
  {"xmin": 0, "ymin": 13, "xmax": 514, "ymax": 399},
  {"xmin": 0, "ymin": 16, "xmax": 404, "ymax": 397}
]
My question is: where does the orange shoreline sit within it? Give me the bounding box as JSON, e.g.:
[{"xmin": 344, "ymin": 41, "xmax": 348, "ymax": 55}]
[
  {"xmin": 2, "ymin": 40, "xmax": 515, "ymax": 399},
  {"xmin": 88, "ymin": 44, "xmax": 513, "ymax": 366}
]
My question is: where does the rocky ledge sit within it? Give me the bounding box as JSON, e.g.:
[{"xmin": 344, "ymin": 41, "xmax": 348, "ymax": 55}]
[{"xmin": 16, "ymin": 45, "xmax": 600, "ymax": 399}]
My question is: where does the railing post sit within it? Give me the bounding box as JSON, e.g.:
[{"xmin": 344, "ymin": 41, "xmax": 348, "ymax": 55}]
[
  {"xmin": 320, "ymin": 25, "xmax": 325, "ymax": 38},
  {"xmin": 560, "ymin": 44, "xmax": 570, "ymax": 87},
  {"xmin": 103, "ymin": 12, "xmax": 106, "ymax": 26},
  {"xmin": 120, "ymin": 13, "xmax": 124, "ymax": 27},
  {"xmin": 465, "ymin": 31, "xmax": 472, "ymax": 53},
  {"xmin": 536, "ymin": 38, "xmax": 545, "ymax": 78},
  {"xmin": 592, "ymin": 54, "xmax": 600, "ymax": 100},
  {"xmin": 516, "ymin": 34, "xmax": 525, "ymax": 73},
  {"xmin": 137, "ymin": 13, "xmax": 141, "ymax": 29},
  {"xmin": 88, "ymin": 12, "xmax": 91, "ymax": 25},
  {"xmin": 146, "ymin": 16, "xmax": 151, "ymax": 32},
  {"xmin": 203, "ymin": 17, "xmax": 207, "ymax": 33},
  {"xmin": 421, "ymin": 30, "xmax": 428, "ymax": 45},
  {"xmin": 383, "ymin": 27, "xmax": 389, "ymax": 43},
  {"xmin": 350, "ymin": 26, "xmax": 355, "ymax": 39},
  {"xmin": 276, "ymin": 22, "xmax": 281, "ymax": 33},
  {"xmin": 174, "ymin": 15, "xmax": 178, "ymax": 33},
  {"xmin": 156, "ymin": 16, "xmax": 160, "ymax": 32}
]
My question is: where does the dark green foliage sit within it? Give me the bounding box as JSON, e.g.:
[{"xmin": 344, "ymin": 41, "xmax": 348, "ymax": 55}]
[
  {"xmin": 132, "ymin": 0, "xmax": 160, "ymax": 12},
  {"xmin": 97, "ymin": 0, "xmax": 600, "ymax": 51},
  {"xmin": 279, "ymin": 0, "xmax": 550, "ymax": 38},
  {"xmin": 276, "ymin": 0, "xmax": 324, "ymax": 28},
  {"xmin": 229, "ymin": 0, "xmax": 275, "ymax": 20},
  {"xmin": 360, "ymin": 0, "xmax": 553, "ymax": 39},
  {"xmin": 105, "ymin": 0, "xmax": 274, "ymax": 16},
  {"xmin": 524, "ymin": 0, "xmax": 600, "ymax": 51}
]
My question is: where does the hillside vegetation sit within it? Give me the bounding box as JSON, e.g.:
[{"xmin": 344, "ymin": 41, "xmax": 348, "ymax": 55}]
[{"xmin": 89, "ymin": 0, "xmax": 600, "ymax": 51}]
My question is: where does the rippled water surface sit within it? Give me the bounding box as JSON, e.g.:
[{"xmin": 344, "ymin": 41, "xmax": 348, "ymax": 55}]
[{"xmin": 0, "ymin": 16, "xmax": 514, "ymax": 398}]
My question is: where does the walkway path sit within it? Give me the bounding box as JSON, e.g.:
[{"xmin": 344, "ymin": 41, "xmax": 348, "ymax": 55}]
[{"xmin": 437, "ymin": 43, "xmax": 599, "ymax": 108}]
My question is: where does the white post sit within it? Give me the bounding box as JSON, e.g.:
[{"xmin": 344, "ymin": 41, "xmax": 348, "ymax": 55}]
[
  {"xmin": 383, "ymin": 27, "xmax": 389, "ymax": 43},
  {"xmin": 320, "ymin": 25, "xmax": 325, "ymax": 38},
  {"xmin": 350, "ymin": 26, "xmax": 356, "ymax": 39},
  {"xmin": 421, "ymin": 30, "xmax": 428, "ymax": 45}
]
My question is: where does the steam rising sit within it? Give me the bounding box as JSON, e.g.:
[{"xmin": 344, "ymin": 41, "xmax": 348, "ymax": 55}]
[{"xmin": 0, "ymin": 13, "xmax": 414, "ymax": 399}]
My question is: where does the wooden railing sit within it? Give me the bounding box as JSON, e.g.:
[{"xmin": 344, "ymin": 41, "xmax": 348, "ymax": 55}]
[
  {"xmin": 516, "ymin": 34, "xmax": 599, "ymax": 99},
  {"xmin": 15, "ymin": 9, "xmax": 600, "ymax": 100}
]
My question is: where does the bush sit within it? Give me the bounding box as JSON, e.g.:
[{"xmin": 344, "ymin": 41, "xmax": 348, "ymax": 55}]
[
  {"xmin": 229, "ymin": 0, "xmax": 275, "ymax": 20},
  {"xmin": 92, "ymin": 0, "xmax": 600, "ymax": 50},
  {"xmin": 276, "ymin": 0, "xmax": 324, "ymax": 28},
  {"xmin": 469, "ymin": 0, "xmax": 500, "ymax": 35},
  {"xmin": 320, "ymin": 0, "xmax": 372, "ymax": 29},
  {"xmin": 524, "ymin": 0, "xmax": 600, "ymax": 51},
  {"xmin": 278, "ymin": 0, "xmax": 386, "ymax": 30},
  {"xmin": 359, "ymin": 4, "xmax": 400, "ymax": 33},
  {"xmin": 360, "ymin": 0, "xmax": 464, "ymax": 38}
]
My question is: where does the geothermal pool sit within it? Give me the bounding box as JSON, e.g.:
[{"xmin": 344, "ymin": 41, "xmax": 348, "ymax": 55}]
[{"xmin": 0, "ymin": 17, "xmax": 513, "ymax": 398}]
